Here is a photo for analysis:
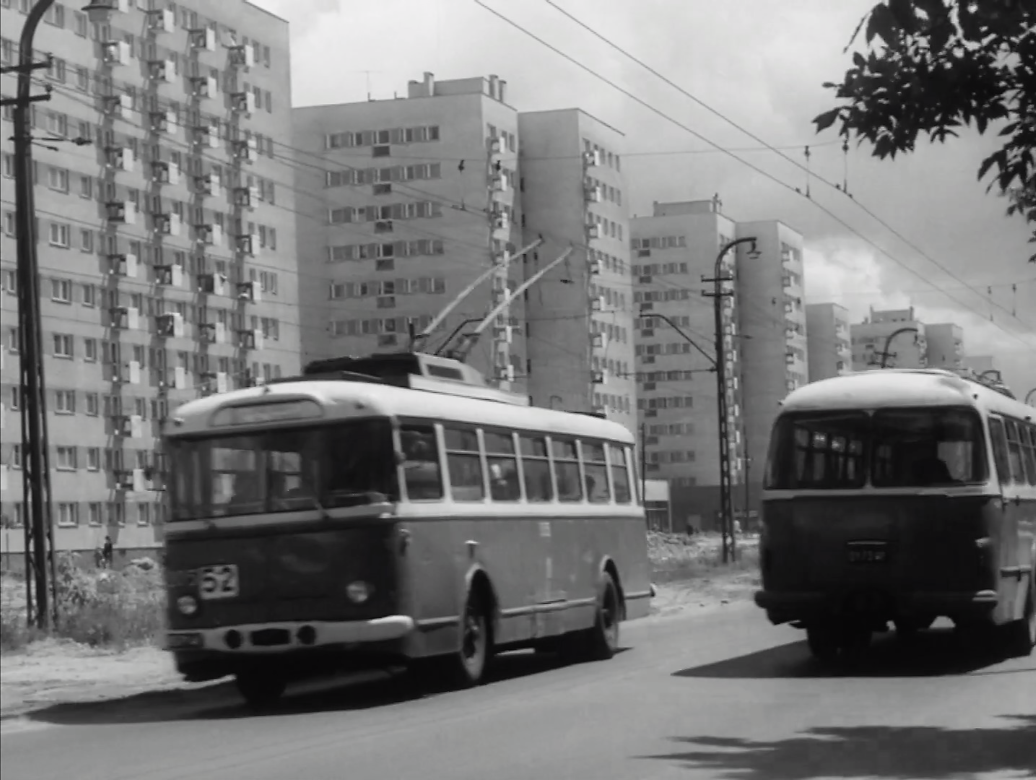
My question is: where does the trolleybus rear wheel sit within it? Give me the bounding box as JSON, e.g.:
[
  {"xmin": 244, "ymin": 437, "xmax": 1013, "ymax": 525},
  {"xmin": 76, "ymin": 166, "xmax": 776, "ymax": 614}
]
[
  {"xmin": 806, "ymin": 625, "xmax": 840, "ymax": 662},
  {"xmin": 561, "ymin": 572, "xmax": 620, "ymax": 664}
]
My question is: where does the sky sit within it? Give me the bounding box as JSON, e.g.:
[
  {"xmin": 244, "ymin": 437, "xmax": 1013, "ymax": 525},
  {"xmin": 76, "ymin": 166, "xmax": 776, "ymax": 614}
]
[{"xmin": 252, "ymin": 0, "xmax": 1036, "ymax": 399}]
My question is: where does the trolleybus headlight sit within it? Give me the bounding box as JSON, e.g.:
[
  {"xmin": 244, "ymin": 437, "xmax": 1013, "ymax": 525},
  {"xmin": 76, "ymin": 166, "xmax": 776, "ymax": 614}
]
[
  {"xmin": 346, "ymin": 581, "xmax": 371, "ymax": 604},
  {"xmin": 177, "ymin": 595, "xmax": 199, "ymax": 616}
]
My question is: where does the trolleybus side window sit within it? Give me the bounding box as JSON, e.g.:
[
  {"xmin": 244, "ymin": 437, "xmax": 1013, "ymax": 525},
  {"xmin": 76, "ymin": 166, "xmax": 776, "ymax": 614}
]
[
  {"xmin": 400, "ymin": 423, "xmax": 443, "ymax": 501},
  {"xmin": 872, "ymin": 407, "xmax": 985, "ymax": 487},
  {"xmin": 765, "ymin": 412, "xmax": 868, "ymax": 489},
  {"xmin": 608, "ymin": 444, "xmax": 632, "ymax": 504},
  {"xmin": 551, "ymin": 437, "xmax": 583, "ymax": 502},
  {"xmin": 519, "ymin": 434, "xmax": 554, "ymax": 502},
  {"xmin": 1004, "ymin": 419, "xmax": 1028, "ymax": 485},
  {"xmin": 484, "ymin": 430, "xmax": 521, "ymax": 502},
  {"xmin": 581, "ymin": 441, "xmax": 611, "ymax": 504},
  {"xmin": 1022, "ymin": 423, "xmax": 1036, "ymax": 486},
  {"xmin": 987, "ymin": 417, "xmax": 1012, "ymax": 486},
  {"xmin": 444, "ymin": 426, "xmax": 485, "ymax": 502}
]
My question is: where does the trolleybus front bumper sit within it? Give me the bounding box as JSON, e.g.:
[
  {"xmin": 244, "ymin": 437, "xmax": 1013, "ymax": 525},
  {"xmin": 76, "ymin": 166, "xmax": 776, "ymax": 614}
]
[{"xmin": 754, "ymin": 589, "xmax": 999, "ymax": 626}]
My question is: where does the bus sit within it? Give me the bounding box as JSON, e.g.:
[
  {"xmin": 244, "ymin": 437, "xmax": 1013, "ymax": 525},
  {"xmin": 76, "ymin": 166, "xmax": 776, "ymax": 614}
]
[
  {"xmin": 160, "ymin": 352, "xmax": 653, "ymax": 707},
  {"xmin": 754, "ymin": 369, "xmax": 1036, "ymax": 661}
]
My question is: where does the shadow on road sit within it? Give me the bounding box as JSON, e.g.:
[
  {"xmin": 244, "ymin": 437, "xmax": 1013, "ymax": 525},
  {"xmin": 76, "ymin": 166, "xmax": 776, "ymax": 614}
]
[
  {"xmin": 638, "ymin": 715, "xmax": 1036, "ymax": 779},
  {"xmin": 673, "ymin": 629, "xmax": 1031, "ymax": 679},
  {"xmin": 22, "ymin": 647, "xmax": 626, "ymax": 726}
]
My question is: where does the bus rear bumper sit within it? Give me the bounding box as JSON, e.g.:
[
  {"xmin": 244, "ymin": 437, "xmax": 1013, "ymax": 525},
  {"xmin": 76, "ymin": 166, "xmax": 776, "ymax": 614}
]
[
  {"xmin": 754, "ymin": 589, "xmax": 999, "ymax": 626},
  {"xmin": 164, "ymin": 615, "xmax": 415, "ymax": 656}
]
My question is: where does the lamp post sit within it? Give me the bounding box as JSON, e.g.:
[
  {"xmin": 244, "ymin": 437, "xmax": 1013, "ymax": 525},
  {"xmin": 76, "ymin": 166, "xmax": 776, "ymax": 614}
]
[
  {"xmin": 704, "ymin": 237, "xmax": 758, "ymax": 563},
  {"xmin": 4, "ymin": 0, "xmax": 60, "ymax": 630},
  {"xmin": 878, "ymin": 327, "xmax": 920, "ymax": 368}
]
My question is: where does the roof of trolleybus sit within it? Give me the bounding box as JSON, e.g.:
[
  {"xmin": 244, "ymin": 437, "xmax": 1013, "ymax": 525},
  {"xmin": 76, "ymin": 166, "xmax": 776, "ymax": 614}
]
[
  {"xmin": 164, "ymin": 378, "xmax": 638, "ymax": 444},
  {"xmin": 781, "ymin": 369, "xmax": 1035, "ymax": 415}
]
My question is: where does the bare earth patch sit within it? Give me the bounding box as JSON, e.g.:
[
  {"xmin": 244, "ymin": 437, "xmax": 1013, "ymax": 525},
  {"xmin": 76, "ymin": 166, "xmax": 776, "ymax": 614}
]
[{"xmin": 1, "ymin": 532, "xmax": 760, "ymax": 719}]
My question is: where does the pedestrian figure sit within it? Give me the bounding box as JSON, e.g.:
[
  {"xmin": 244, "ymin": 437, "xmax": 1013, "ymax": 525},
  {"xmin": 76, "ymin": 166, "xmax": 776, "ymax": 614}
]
[{"xmin": 103, "ymin": 535, "xmax": 114, "ymax": 568}]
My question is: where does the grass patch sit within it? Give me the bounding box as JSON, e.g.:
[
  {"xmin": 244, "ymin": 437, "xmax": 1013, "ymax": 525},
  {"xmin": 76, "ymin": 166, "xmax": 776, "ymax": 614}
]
[{"xmin": 1, "ymin": 553, "xmax": 165, "ymax": 655}]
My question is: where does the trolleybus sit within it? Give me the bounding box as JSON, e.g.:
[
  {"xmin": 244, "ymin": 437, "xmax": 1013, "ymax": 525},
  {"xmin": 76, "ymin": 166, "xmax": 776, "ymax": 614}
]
[
  {"xmin": 754, "ymin": 369, "xmax": 1036, "ymax": 661},
  {"xmin": 161, "ymin": 353, "xmax": 653, "ymax": 706}
]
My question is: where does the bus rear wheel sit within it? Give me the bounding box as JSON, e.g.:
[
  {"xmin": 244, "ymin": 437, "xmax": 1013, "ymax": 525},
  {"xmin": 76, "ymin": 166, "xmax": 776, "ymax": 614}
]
[
  {"xmin": 806, "ymin": 626, "xmax": 840, "ymax": 662},
  {"xmin": 235, "ymin": 670, "xmax": 287, "ymax": 710}
]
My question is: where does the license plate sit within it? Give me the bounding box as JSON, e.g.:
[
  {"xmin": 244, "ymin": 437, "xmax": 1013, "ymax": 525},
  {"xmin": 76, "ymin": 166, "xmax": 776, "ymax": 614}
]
[
  {"xmin": 847, "ymin": 543, "xmax": 888, "ymax": 564},
  {"xmin": 197, "ymin": 564, "xmax": 240, "ymax": 600}
]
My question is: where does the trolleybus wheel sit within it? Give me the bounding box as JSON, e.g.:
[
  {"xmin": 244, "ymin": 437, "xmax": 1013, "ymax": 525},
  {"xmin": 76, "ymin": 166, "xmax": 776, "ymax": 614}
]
[
  {"xmin": 444, "ymin": 588, "xmax": 492, "ymax": 688},
  {"xmin": 806, "ymin": 626, "xmax": 840, "ymax": 662},
  {"xmin": 894, "ymin": 616, "xmax": 934, "ymax": 640},
  {"xmin": 559, "ymin": 571, "xmax": 621, "ymax": 664},
  {"xmin": 235, "ymin": 670, "xmax": 287, "ymax": 710},
  {"xmin": 1003, "ymin": 578, "xmax": 1035, "ymax": 658}
]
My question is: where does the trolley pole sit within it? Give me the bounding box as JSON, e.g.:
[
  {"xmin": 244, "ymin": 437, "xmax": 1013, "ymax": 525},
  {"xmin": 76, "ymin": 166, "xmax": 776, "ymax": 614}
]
[
  {"xmin": 703, "ymin": 237, "xmax": 756, "ymax": 564},
  {"xmin": 1, "ymin": 0, "xmax": 59, "ymax": 629}
]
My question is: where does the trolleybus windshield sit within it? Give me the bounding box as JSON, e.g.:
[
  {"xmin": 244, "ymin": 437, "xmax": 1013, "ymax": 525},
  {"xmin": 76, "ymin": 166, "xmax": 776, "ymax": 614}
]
[{"xmin": 167, "ymin": 418, "xmax": 398, "ymax": 520}]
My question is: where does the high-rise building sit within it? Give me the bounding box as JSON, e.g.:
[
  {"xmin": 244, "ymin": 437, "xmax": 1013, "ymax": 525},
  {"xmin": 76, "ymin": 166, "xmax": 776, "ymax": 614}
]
[
  {"xmin": 923, "ymin": 322, "xmax": 965, "ymax": 370},
  {"xmin": 735, "ymin": 220, "xmax": 808, "ymax": 503},
  {"xmin": 850, "ymin": 306, "xmax": 927, "ymax": 369},
  {"xmin": 292, "ymin": 72, "xmax": 526, "ymax": 389},
  {"xmin": 0, "ymin": 1, "xmax": 299, "ymax": 553},
  {"xmin": 629, "ymin": 199, "xmax": 740, "ymax": 511},
  {"xmin": 805, "ymin": 302, "xmax": 852, "ymax": 382},
  {"xmin": 517, "ymin": 109, "xmax": 636, "ymax": 429}
]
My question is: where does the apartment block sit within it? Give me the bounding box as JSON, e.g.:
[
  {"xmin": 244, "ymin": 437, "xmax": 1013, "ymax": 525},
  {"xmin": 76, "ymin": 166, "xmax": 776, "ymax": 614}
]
[
  {"xmin": 519, "ymin": 109, "xmax": 636, "ymax": 431},
  {"xmin": 735, "ymin": 220, "xmax": 808, "ymax": 501},
  {"xmin": 630, "ymin": 199, "xmax": 740, "ymax": 503},
  {"xmin": 0, "ymin": 1, "xmax": 299, "ymax": 554},
  {"xmin": 805, "ymin": 302, "xmax": 852, "ymax": 382},
  {"xmin": 850, "ymin": 307, "xmax": 928, "ymax": 369},
  {"xmin": 292, "ymin": 72, "xmax": 525, "ymax": 389},
  {"xmin": 924, "ymin": 322, "xmax": 965, "ymax": 370}
]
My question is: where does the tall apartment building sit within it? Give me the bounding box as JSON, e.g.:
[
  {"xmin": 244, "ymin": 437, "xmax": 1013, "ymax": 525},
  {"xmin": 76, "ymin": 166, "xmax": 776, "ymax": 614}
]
[
  {"xmin": 519, "ymin": 109, "xmax": 636, "ymax": 430},
  {"xmin": 805, "ymin": 302, "xmax": 852, "ymax": 382},
  {"xmin": 850, "ymin": 306, "xmax": 928, "ymax": 369},
  {"xmin": 629, "ymin": 199, "xmax": 741, "ymax": 522},
  {"xmin": 735, "ymin": 220, "xmax": 808, "ymax": 505},
  {"xmin": 0, "ymin": 1, "xmax": 299, "ymax": 553},
  {"xmin": 292, "ymin": 73, "xmax": 525, "ymax": 389},
  {"xmin": 924, "ymin": 322, "xmax": 965, "ymax": 370}
]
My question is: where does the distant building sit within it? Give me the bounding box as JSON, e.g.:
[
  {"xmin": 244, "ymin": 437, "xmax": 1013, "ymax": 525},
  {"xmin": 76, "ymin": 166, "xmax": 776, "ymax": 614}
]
[
  {"xmin": 924, "ymin": 323, "xmax": 965, "ymax": 370},
  {"xmin": 806, "ymin": 302, "xmax": 852, "ymax": 382},
  {"xmin": 850, "ymin": 307, "xmax": 927, "ymax": 369}
]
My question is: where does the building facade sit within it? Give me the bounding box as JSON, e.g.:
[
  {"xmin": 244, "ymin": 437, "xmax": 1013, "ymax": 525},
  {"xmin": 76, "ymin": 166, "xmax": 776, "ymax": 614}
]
[
  {"xmin": 805, "ymin": 302, "xmax": 852, "ymax": 382},
  {"xmin": 519, "ymin": 108, "xmax": 636, "ymax": 431},
  {"xmin": 292, "ymin": 72, "xmax": 526, "ymax": 389},
  {"xmin": 850, "ymin": 306, "xmax": 928, "ymax": 370},
  {"xmin": 0, "ymin": 0, "xmax": 299, "ymax": 554},
  {"xmin": 923, "ymin": 322, "xmax": 965, "ymax": 370},
  {"xmin": 735, "ymin": 220, "xmax": 808, "ymax": 505}
]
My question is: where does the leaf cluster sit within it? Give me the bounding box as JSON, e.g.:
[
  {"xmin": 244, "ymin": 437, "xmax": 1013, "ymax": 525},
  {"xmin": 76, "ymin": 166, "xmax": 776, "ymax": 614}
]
[{"xmin": 815, "ymin": 0, "xmax": 1035, "ymax": 261}]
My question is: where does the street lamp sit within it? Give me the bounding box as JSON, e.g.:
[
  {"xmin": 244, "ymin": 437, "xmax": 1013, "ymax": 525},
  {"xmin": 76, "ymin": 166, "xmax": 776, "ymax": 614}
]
[
  {"xmin": 708, "ymin": 237, "xmax": 759, "ymax": 564},
  {"xmin": 878, "ymin": 327, "xmax": 920, "ymax": 368},
  {"xmin": 1026, "ymin": 388, "xmax": 1036, "ymax": 406},
  {"xmin": 7, "ymin": 0, "xmax": 114, "ymax": 629},
  {"xmin": 82, "ymin": 1, "xmax": 116, "ymax": 23}
]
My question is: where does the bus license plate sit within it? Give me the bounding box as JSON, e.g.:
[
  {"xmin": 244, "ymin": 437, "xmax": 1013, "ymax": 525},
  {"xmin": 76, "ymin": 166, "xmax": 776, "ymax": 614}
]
[
  {"xmin": 198, "ymin": 564, "xmax": 240, "ymax": 600},
  {"xmin": 847, "ymin": 543, "xmax": 887, "ymax": 564}
]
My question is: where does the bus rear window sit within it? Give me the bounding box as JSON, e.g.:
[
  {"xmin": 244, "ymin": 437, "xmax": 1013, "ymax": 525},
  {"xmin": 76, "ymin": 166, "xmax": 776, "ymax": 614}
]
[
  {"xmin": 765, "ymin": 412, "xmax": 868, "ymax": 490},
  {"xmin": 871, "ymin": 407, "xmax": 986, "ymax": 487}
]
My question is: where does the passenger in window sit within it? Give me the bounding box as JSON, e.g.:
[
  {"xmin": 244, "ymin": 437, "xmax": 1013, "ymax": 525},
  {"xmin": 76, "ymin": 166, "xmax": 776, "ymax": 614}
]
[
  {"xmin": 401, "ymin": 427, "xmax": 442, "ymax": 500},
  {"xmin": 489, "ymin": 461, "xmax": 520, "ymax": 501}
]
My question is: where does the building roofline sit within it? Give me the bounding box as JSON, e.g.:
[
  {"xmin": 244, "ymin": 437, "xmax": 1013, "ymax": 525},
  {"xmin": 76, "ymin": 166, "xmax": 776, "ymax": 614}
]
[
  {"xmin": 244, "ymin": 1, "xmax": 290, "ymax": 24},
  {"xmin": 518, "ymin": 107, "xmax": 626, "ymax": 137},
  {"xmin": 293, "ymin": 91, "xmax": 508, "ymax": 112}
]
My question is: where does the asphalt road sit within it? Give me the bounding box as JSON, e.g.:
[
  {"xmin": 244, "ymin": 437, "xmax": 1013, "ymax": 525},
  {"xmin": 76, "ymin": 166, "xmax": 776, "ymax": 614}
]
[{"xmin": 2, "ymin": 604, "xmax": 1034, "ymax": 780}]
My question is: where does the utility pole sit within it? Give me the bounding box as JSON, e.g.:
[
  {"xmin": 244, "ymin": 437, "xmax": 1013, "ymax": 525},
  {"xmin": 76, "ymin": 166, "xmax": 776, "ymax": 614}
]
[
  {"xmin": 639, "ymin": 422, "xmax": 647, "ymax": 525},
  {"xmin": 703, "ymin": 237, "xmax": 757, "ymax": 564},
  {"xmin": 1, "ymin": 0, "xmax": 59, "ymax": 630}
]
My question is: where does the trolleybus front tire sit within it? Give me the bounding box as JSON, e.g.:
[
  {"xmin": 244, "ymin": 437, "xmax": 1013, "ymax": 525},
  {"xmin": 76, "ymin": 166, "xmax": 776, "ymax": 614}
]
[
  {"xmin": 438, "ymin": 587, "xmax": 492, "ymax": 689},
  {"xmin": 235, "ymin": 670, "xmax": 287, "ymax": 710}
]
